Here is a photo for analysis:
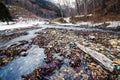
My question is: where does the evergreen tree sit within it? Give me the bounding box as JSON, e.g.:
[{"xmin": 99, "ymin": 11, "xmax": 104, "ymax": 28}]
[{"xmin": 0, "ymin": 1, "xmax": 12, "ymax": 24}]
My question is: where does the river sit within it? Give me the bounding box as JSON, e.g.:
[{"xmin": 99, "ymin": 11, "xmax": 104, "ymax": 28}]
[{"xmin": 0, "ymin": 23, "xmax": 119, "ymax": 80}]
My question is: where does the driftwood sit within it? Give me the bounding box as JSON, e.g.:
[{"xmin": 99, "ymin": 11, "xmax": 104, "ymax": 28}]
[{"xmin": 75, "ymin": 42, "xmax": 115, "ymax": 72}]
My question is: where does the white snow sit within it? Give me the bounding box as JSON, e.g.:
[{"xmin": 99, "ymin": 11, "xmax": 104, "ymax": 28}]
[
  {"xmin": 75, "ymin": 21, "xmax": 103, "ymax": 27},
  {"xmin": 0, "ymin": 20, "xmax": 47, "ymax": 30},
  {"xmin": 49, "ymin": 0, "xmax": 75, "ymax": 8},
  {"xmin": 76, "ymin": 22, "xmax": 93, "ymax": 26},
  {"xmin": 75, "ymin": 21, "xmax": 120, "ymax": 28},
  {"xmin": 75, "ymin": 14, "xmax": 93, "ymax": 18},
  {"xmin": 106, "ymin": 21, "xmax": 120, "ymax": 27},
  {"xmin": 52, "ymin": 21, "xmax": 104, "ymax": 27},
  {"xmin": 63, "ymin": 17, "xmax": 70, "ymax": 23},
  {"xmin": 87, "ymin": 14, "xmax": 93, "ymax": 17},
  {"xmin": 75, "ymin": 15, "xmax": 84, "ymax": 17},
  {"xmin": 1, "ymin": 19, "xmax": 120, "ymax": 31}
]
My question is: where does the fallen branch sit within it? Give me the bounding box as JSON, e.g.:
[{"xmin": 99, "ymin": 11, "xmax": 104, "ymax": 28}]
[{"xmin": 75, "ymin": 42, "xmax": 115, "ymax": 72}]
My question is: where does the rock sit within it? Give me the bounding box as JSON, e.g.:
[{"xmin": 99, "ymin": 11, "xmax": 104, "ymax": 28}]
[
  {"xmin": 89, "ymin": 35, "xmax": 95, "ymax": 40},
  {"xmin": 114, "ymin": 65, "xmax": 120, "ymax": 72},
  {"xmin": 117, "ymin": 53, "xmax": 120, "ymax": 59},
  {"xmin": 59, "ymin": 73, "xmax": 65, "ymax": 78},
  {"xmin": 2, "ymin": 58, "xmax": 11, "ymax": 63},
  {"xmin": 113, "ymin": 59, "xmax": 120, "ymax": 65},
  {"xmin": 69, "ymin": 42, "xmax": 76, "ymax": 49},
  {"xmin": 90, "ymin": 62, "xmax": 97, "ymax": 66},
  {"xmin": 19, "ymin": 40, "xmax": 28, "ymax": 45},
  {"xmin": 99, "ymin": 46, "xmax": 105, "ymax": 51},
  {"xmin": 20, "ymin": 52, "xmax": 28, "ymax": 57},
  {"xmin": 109, "ymin": 39, "xmax": 118, "ymax": 47},
  {"xmin": 81, "ymin": 74, "xmax": 89, "ymax": 80}
]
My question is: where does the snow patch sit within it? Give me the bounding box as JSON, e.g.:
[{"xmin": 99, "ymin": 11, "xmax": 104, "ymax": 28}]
[
  {"xmin": 75, "ymin": 14, "xmax": 93, "ymax": 18},
  {"xmin": 63, "ymin": 17, "xmax": 70, "ymax": 23},
  {"xmin": 0, "ymin": 20, "xmax": 47, "ymax": 31},
  {"xmin": 106, "ymin": 21, "xmax": 120, "ymax": 28}
]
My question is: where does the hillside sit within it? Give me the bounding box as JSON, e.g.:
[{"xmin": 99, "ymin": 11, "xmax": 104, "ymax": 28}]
[
  {"xmin": 2, "ymin": 0, "xmax": 60, "ymax": 19},
  {"xmin": 71, "ymin": 0, "xmax": 120, "ymax": 22}
]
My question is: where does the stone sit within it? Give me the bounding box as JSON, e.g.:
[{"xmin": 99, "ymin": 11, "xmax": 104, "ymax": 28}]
[
  {"xmin": 89, "ymin": 35, "xmax": 95, "ymax": 40},
  {"xmin": 20, "ymin": 52, "xmax": 28, "ymax": 57},
  {"xmin": 99, "ymin": 46, "xmax": 105, "ymax": 51},
  {"xmin": 59, "ymin": 73, "xmax": 65, "ymax": 78},
  {"xmin": 109, "ymin": 39, "xmax": 118, "ymax": 47},
  {"xmin": 2, "ymin": 58, "xmax": 11, "ymax": 63},
  {"xmin": 113, "ymin": 59, "xmax": 120, "ymax": 65}
]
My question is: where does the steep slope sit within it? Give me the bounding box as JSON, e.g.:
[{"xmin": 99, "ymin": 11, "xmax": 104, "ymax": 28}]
[
  {"xmin": 9, "ymin": 5, "xmax": 39, "ymax": 20},
  {"xmin": 2, "ymin": 0, "xmax": 60, "ymax": 19}
]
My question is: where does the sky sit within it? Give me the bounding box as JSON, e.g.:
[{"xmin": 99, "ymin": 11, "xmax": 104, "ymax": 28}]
[{"xmin": 49, "ymin": 0, "xmax": 76, "ymax": 7}]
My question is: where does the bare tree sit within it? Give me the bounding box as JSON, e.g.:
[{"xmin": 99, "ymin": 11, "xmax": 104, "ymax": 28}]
[
  {"xmin": 115, "ymin": 0, "xmax": 119, "ymax": 13},
  {"xmin": 63, "ymin": 0, "xmax": 71, "ymax": 16},
  {"xmin": 75, "ymin": 0, "xmax": 81, "ymax": 15},
  {"xmin": 92, "ymin": 0, "xmax": 96, "ymax": 21},
  {"xmin": 83, "ymin": 0, "xmax": 88, "ymax": 18},
  {"xmin": 58, "ymin": 0, "xmax": 64, "ymax": 18}
]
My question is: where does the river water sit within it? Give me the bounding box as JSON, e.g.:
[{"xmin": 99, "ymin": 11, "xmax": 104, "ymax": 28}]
[
  {"xmin": 0, "ymin": 24, "xmax": 119, "ymax": 80},
  {"xmin": 0, "ymin": 45, "xmax": 45, "ymax": 80}
]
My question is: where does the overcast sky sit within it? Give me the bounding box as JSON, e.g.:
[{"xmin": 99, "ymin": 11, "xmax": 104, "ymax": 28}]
[{"xmin": 49, "ymin": 0, "xmax": 76, "ymax": 7}]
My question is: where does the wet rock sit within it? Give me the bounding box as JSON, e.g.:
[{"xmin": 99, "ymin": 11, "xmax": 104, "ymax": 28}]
[
  {"xmin": 22, "ymin": 71, "xmax": 47, "ymax": 80},
  {"xmin": 2, "ymin": 58, "xmax": 11, "ymax": 63},
  {"xmin": 0, "ymin": 43, "xmax": 28, "ymax": 67},
  {"xmin": 69, "ymin": 42, "xmax": 76, "ymax": 49},
  {"xmin": 0, "ymin": 31, "xmax": 28, "ymax": 43},
  {"xmin": 50, "ymin": 66, "xmax": 77, "ymax": 80},
  {"xmin": 45, "ymin": 53, "xmax": 54, "ymax": 63},
  {"xmin": 20, "ymin": 52, "xmax": 28, "ymax": 57},
  {"xmin": 19, "ymin": 40, "xmax": 28, "ymax": 46},
  {"xmin": 22, "ymin": 59, "xmax": 62, "ymax": 80},
  {"xmin": 69, "ymin": 55, "xmax": 81, "ymax": 68}
]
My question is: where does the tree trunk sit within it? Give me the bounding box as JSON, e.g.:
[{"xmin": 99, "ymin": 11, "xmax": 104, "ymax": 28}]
[
  {"xmin": 93, "ymin": 0, "xmax": 95, "ymax": 16},
  {"xmin": 75, "ymin": 0, "xmax": 80, "ymax": 15},
  {"xmin": 84, "ymin": 0, "xmax": 88, "ymax": 19},
  {"xmin": 58, "ymin": 0, "xmax": 64, "ymax": 19}
]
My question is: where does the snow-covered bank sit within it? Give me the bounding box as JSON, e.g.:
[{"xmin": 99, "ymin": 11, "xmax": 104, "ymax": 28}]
[
  {"xmin": 75, "ymin": 14, "xmax": 93, "ymax": 18},
  {"xmin": 52, "ymin": 17, "xmax": 120, "ymax": 28},
  {"xmin": 106, "ymin": 21, "xmax": 120, "ymax": 28},
  {"xmin": 74, "ymin": 21, "xmax": 120, "ymax": 28},
  {"xmin": 0, "ymin": 20, "xmax": 47, "ymax": 31},
  {"xmin": 0, "ymin": 19, "xmax": 120, "ymax": 31}
]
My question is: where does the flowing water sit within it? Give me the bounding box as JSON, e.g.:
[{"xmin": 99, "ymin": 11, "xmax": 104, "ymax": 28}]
[
  {"xmin": 0, "ymin": 45, "xmax": 45, "ymax": 80},
  {"xmin": 0, "ymin": 24, "xmax": 119, "ymax": 80}
]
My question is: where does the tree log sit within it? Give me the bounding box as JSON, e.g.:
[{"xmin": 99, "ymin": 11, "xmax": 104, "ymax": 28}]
[{"xmin": 75, "ymin": 42, "xmax": 115, "ymax": 72}]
